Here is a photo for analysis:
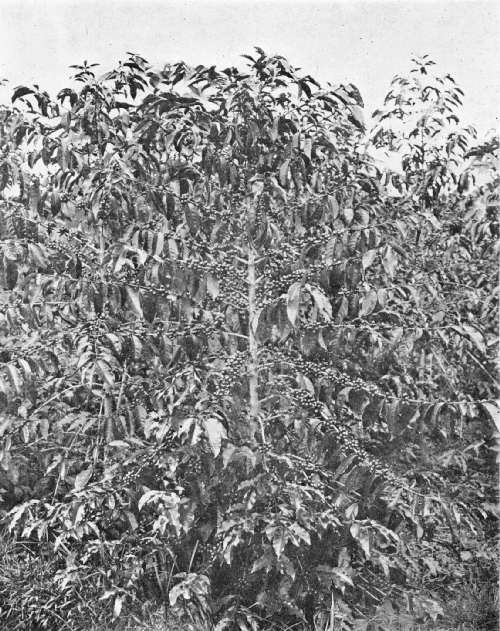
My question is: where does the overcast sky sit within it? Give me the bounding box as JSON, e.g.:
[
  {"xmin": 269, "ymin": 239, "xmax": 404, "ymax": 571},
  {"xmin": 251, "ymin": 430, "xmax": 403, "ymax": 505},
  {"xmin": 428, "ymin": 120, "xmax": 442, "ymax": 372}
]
[{"xmin": 0, "ymin": 0, "xmax": 498, "ymax": 136}]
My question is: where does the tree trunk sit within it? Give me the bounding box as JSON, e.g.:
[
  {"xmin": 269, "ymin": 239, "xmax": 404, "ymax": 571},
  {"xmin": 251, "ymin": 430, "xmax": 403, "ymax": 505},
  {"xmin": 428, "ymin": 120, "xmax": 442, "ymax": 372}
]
[{"xmin": 247, "ymin": 246, "xmax": 259, "ymax": 436}]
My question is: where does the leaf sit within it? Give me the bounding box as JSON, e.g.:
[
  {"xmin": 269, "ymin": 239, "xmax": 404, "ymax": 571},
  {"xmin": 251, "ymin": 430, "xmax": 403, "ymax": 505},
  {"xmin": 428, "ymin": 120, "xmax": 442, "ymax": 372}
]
[
  {"xmin": 349, "ymin": 390, "xmax": 370, "ymax": 417},
  {"xmin": 154, "ymin": 231, "xmax": 164, "ymax": 256},
  {"xmin": 336, "ymin": 296, "xmax": 349, "ymax": 322},
  {"xmin": 290, "ymin": 522, "xmax": 311, "ymax": 545},
  {"xmin": 28, "ymin": 243, "xmax": 48, "ymax": 268},
  {"xmin": 251, "ymin": 550, "xmax": 274, "ymax": 573},
  {"xmin": 6, "ymin": 364, "xmax": 22, "ymax": 393},
  {"xmin": 357, "ymin": 208, "xmax": 370, "ymax": 226},
  {"xmin": 384, "ymin": 400, "xmax": 400, "ymax": 432},
  {"xmin": 308, "ymin": 285, "xmax": 332, "ymax": 321},
  {"xmin": 343, "ymin": 207, "xmax": 354, "ymax": 224},
  {"xmin": 228, "ymin": 446, "xmax": 256, "ymax": 473},
  {"xmin": 203, "ymin": 417, "xmax": 227, "ymax": 457},
  {"xmin": 207, "ymin": 273, "xmax": 220, "ymax": 298},
  {"xmin": 358, "ymin": 289, "xmax": 377, "ymax": 317},
  {"xmin": 279, "ymin": 159, "xmax": 290, "ymax": 187},
  {"xmin": 222, "ymin": 444, "xmax": 236, "ymax": 468},
  {"xmin": 169, "ymin": 580, "xmax": 187, "ymax": 607},
  {"xmin": 481, "ymin": 402, "xmax": 499, "ymax": 430},
  {"xmin": 325, "ymin": 236, "xmax": 336, "ymax": 262},
  {"xmin": 125, "ymin": 511, "xmax": 138, "ymax": 531},
  {"xmin": 108, "ymin": 440, "xmax": 130, "ymax": 449},
  {"xmin": 168, "ymin": 238, "xmax": 179, "ymax": 259},
  {"xmin": 74, "ymin": 467, "xmax": 92, "ymax": 491},
  {"xmin": 345, "ymin": 503, "xmax": 358, "ymax": 520},
  {"xmin": 12, "ymin": 86, "xmax": 34, "ymax": 102},
  {"xmin": 362, "ymin": 248, "xmax": 377, "ymax": 271},
  {"xmin": 328, "ymin": 195, "xmax": 340, "ymax": 219},
  {"xmin": 126, "ymin": 286, "xmax": 143, "ymax": 318},
  {"xmin": 303, "ymin": 137, "xmax": 312, "ymax": 159},
  {"xmin": 39, "ymin": 417, "xmax": 49, "ymax": 439},
  {"xmin": 5, "ymin": 260, "xmax": 18, "ymax": 290},
  {"xmin": 423, "ymin": 211, "xmax": 441, "ymax": 229},
  {"xmin": 97, "ymin": 359, "xmax": 115, "ymax": 386},
  {"xmin": 286, "ymin": 282, "xmax": 301, "ymax": 327},
  {"xmin": 60, "ymin": 111, "xmax": 71, "ymax": 131},
  {"xmin": 348, "ymin": 104, "xmax": 365, "ymax": 130},
  {"xmin": 72, "ymin": 502, "xmax": 85, "ymax": 526},
  {"xmin": 358, "ymin": 530, "xmax": 371, "ymax": 558},
  {"xmin": 272, "ymin": 528, "xmax": 286, "ymax": 559},
  {"xmin": 138, "ymin": 490, "xmax": 157, "ymax": 511},
  {"xmin": 382, "ymin": 245, "xmax": 397, "ymax": 278},
  {"xmin": 428, "ymin": 402, "xmax": 445, "ymax": 428},
  {"xmin": 113, "ymin": 595, "xmax": 123, "ymax": 618},
  {"xmin": 331, "ymin": 567, "xmax": 354, "ymax": 590},
  {"xmin": 297, "ymin": 373, "xmax": 315, "ymax": 395},
  {"xmin": 461, "ymin": 324, "xmax": 485, "ymax": 354}
]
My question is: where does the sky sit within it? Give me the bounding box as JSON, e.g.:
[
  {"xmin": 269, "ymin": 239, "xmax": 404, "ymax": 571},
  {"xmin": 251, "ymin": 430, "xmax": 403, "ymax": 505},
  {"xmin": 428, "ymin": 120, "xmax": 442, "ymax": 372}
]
[{"xmin": 0, "ymin": 0, "xmax": 499, "ymax": 136}]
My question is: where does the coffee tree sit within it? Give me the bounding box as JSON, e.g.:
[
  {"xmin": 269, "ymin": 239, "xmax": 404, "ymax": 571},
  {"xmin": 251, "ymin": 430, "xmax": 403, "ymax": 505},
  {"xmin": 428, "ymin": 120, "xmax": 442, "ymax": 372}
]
[{"xmin": 0, "ymin": 51, "xmax": 497, "ymax": 629}]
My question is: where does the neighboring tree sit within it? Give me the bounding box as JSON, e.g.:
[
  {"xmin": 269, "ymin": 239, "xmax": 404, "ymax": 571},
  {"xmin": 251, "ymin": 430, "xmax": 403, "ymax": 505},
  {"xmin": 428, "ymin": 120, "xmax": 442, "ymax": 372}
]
[{"xmin": 0, "ymin": 51, "xmax": 497, "ymax": 630}]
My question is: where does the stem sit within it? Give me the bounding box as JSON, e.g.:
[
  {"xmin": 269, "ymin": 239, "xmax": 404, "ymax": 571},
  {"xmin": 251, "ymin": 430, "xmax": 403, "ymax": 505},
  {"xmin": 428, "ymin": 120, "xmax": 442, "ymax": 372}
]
[
  {"xmin": 115, "ymin": 361, "xmax": 128, "ymax": 415},
  {"xmin": 247, "ymin": 247, "xmax": 260, "ymax": 433},
  {"xmin": 466, "ymin": 349, "xmax": 497, "ymax": 384},
  {"xmin": 32, "ymin": 384, "xmax": 83, "ymax": 415}
]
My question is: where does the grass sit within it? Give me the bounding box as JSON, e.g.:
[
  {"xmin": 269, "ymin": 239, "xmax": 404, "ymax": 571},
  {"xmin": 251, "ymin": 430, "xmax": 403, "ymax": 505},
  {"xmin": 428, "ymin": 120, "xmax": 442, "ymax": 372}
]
[{"xmin": 0, "ymin": 535, "xmax": 497, "ymax": 631}]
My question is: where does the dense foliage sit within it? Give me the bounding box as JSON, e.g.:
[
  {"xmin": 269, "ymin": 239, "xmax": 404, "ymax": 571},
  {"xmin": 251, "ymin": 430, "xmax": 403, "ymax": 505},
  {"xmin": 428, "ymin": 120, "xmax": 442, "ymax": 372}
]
[{"xmin": 0, "ymin": 50, "xmax": 497, "ymax": 630}]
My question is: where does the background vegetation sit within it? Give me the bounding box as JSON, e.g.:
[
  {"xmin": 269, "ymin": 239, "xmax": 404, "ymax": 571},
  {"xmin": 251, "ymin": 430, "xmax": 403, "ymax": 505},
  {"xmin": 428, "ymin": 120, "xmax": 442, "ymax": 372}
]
[{"xmin": 0, "ymin": 50, "xmax": 497, "ymax": 630}]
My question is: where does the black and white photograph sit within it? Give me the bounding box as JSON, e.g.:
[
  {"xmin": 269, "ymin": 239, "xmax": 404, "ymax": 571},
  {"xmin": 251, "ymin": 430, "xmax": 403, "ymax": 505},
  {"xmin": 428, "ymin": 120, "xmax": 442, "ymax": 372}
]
[{"xmin": 0, "ymin": 1, "xmax": 498, "ymax": 629}]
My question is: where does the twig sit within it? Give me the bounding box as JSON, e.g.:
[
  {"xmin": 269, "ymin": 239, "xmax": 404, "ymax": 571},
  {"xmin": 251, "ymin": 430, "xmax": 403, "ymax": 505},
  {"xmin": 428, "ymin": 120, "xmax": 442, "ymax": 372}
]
[
  {"xmin": 115, "ymin": 361, "xmax": 128, "ymax": 415},
  {"xmin": 466, "ymin": 349, "xmax": 497, "ymax": 384}
]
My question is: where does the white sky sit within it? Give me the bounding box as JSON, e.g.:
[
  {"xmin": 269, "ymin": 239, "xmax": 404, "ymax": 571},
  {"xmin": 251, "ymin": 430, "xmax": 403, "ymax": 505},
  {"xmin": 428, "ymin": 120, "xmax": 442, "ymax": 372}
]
[{"xmin": 0, "ymin": 0, "xmax": 498, "ymax": 136}]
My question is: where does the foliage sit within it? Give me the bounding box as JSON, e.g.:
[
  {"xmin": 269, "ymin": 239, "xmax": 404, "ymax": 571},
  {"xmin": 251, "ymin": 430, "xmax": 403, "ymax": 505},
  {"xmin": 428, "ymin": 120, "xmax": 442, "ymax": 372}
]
[{"xmin": 0, "ymin": 50, "xmax": 497, "ymax": 630}]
